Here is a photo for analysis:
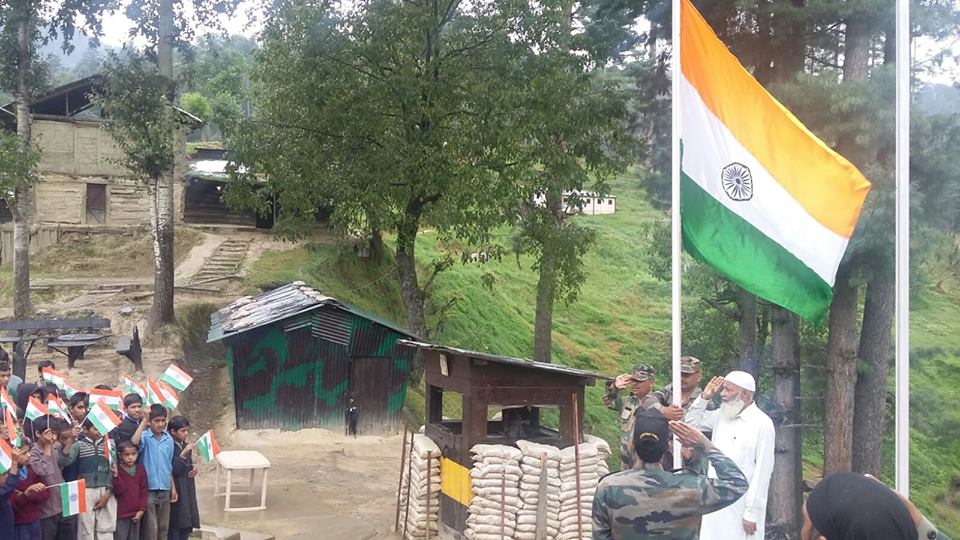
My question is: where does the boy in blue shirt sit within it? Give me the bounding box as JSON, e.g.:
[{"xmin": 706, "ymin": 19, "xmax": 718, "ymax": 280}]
[{"xmin": 131, "ymin": 404, "xmax": 177, "ymax": 540}]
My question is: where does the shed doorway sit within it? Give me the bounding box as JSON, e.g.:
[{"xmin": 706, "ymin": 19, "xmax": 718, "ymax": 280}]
[
  {"xmin": 349, "ymin": 357, "xmax": 391, "ymax": 435},
  {"xmin": 85, "ymin": 184, "xmax": 106, "ymax": 224}
]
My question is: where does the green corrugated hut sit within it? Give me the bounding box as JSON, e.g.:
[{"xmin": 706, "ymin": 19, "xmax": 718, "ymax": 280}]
[{"xmin": 208, "ymin": 281, "xmax": 418, "ymax": 434}]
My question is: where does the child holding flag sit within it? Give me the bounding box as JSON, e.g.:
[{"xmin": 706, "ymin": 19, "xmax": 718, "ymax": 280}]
[
  {"xmin": 111, "ymin": 440, "xmax": 146, "ymax": 540},
  {"xmin": 12, "ymin": 435, "xmax": 51, "ymax": 540},
  {"xmin": 28, "ymin": 416, "xmax": 76, "ymax": 540},
  {"xmin": 60, "ymin": 416, "xmax": 117, "ymax": 540},
  {"xmin": 2, "ymin": 439, "xmax": 30, "ymax": 539},
  {"xmin": 167, "ymin": 416, "xmax": 199, "ymax": 540},
  {"xmin": 131, "ymin": 405, "xmax": 177, "ymax": 540},
  {"xmin": 111, "ymin": 394, "xmax": 144, "ymax": 446}
]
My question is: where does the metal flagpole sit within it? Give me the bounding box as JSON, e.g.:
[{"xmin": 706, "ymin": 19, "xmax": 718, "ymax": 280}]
[
  {"xmin": 671, "ymin": 0, "xmax": 683, "ymax": 470},
  {"xmin": 895, "ymin": 0, "xmax": 910, "ymax": 496}
]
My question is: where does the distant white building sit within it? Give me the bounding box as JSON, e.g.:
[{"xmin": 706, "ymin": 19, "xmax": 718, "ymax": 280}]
[{"xmin": 533, "ymin": 190, "xmax": 616, "ymax": 216}]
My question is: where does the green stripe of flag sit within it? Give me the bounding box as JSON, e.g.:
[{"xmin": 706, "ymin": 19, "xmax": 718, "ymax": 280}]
[{"xmin": 681, "ymin": 173, "xmax": 833, "ymax": 323}]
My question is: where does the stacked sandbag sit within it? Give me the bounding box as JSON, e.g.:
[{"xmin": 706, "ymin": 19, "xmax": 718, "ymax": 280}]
[
  {"xmin": 465, "ymin": 444, "xmax": 523, "ymax": 540},
  {"xmin": 514, "ymin": 440, "xmax": 561, "ymax": 540},
  {"xmin": 399, "ymin": 434, "xmax": 441, "ymax": 539},
  {"xmin": 583, "ymin": 434, "xmax": 612, "ymax": 479},
  {"xmin": 557, "ymin": 443, "xmax": 601, "ymax": 540}
]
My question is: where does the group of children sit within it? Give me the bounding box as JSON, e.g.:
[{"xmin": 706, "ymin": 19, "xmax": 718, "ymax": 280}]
[{"xmin": 0, "ymin": 359, "xmax": 202, "ymax": 540}]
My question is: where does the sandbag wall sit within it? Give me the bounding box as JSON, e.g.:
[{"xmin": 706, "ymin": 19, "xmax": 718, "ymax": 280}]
[
  {"xmin": 466, "ymin": 439, "xmax": 610, "ymax": 540},
  {"xmin": 399, "ymin": 434, "xmax": 442, "ymax": 539}
]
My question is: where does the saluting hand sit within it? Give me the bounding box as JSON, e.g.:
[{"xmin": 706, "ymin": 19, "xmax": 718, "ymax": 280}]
[
  {"xmin": 701, "ymin": 376, "xmax": 725, "ymax": 400},
  {"xmin": 668, "ymin": 421, "xmax": 709, "ymax": 448},
  {"xmin": 614, "ymin": 374, "xmax": 632, "ymax": 390}
]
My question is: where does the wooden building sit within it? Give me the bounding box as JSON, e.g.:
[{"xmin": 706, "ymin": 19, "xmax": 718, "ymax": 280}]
[
  {"xmin": 207, "ymin": 282, "xmax": 418, "ymax": 434},
  {"xmin": 400, "ymin": 340, "xmax": 608, "ymax": 539}
]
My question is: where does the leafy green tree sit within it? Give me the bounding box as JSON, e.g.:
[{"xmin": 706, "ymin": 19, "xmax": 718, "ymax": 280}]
[{"xmin": 180, "ymin": 91, "xmax": 212, "ymax": 122}]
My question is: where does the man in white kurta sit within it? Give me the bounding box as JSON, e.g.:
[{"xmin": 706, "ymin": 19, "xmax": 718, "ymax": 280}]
[{"xmin": 685, "ymin": 370, "xmax": 775, "ymax": 540}]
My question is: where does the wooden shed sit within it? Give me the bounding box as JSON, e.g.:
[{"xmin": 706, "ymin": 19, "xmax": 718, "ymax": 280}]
[
  {"xmin": 208, "ymin": 282, "xmax": 418, "ymax": 434},
  {"xmin": 400, "ymin": 340, "xmax": 609, "ymax": 539}
]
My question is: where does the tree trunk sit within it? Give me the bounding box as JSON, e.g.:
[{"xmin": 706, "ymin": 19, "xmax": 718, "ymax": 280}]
[
  {"xmin": 852, "ymin": 275, "xmax": 895, "ymax": 475},
  {"xmin": 737, "ymin": 287, "xmax": 759, "ymax": 379},
  {"xmin": 767, "ymin": 306, "xmax": 802, "ymax": 540},
  {"xmin": 396, "ymin": 207, "xmax": 430, "ymax": 382},
  {"xmin": 12, "ymin": 3, "xmax": 34, "ymax": 321},
  {"xmin": 150, "ymin": 0, "xmax": 177, "ymax": 328},
  {"xmin": 823, "ymin": 268, "xmax": 859, "ymax": 475},
  {"xmin": 842, "ymin": 16, "xmax": 871, "ymax": 82},
  {"xmin": 772, "ymin": 0, "xmax": 807, "ymax": 82},
  {"xmin": 533, "ymin": 245, "xmax": 557, "ymax": 364}
]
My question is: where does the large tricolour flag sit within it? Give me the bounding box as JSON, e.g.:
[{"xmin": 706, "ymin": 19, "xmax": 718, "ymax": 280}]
[{"xmin": 679, "ymin": 0, "xmax": 871, "ymax": 323}]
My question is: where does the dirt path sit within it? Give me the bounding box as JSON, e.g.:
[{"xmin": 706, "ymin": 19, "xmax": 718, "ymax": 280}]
[{"xmin": 196, "ymin": 429, "xmax": 405, "ymax": 539}]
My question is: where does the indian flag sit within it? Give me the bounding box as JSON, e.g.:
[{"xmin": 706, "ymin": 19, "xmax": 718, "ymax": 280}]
[
  {"xmin": 63, "ymin": 380, "xmax": 83, "ymax": 399},
  {"xmin": 160, "ymin": 363, "xmax": 193, "ymax": 392},
  {"xmin": 146, "ymin": 379, "xmax": 167, "ymax": 407},
  {"xmin": 60, "ymin": 479, "xmax": 87, "ymax": 517},
  {"xmin": 121, "ymin": 374, "xmax": 147, "ymax": 402},
  {"xmin": 196, "ymin": 429, "xmax": 221, "ymax": 462},
  {"xmin": 679, "ymin": 0, "xmax": 871, "ymax": 323},
  {"xmin": 157, "ymin": 382, "xmax": 179, "ymax": 410},
  {"xmin": 42, "ymin": 367, "xmax": 68, "ymax": 389},
  {"xmin": 88, "ymin": 388, "xmax": 123, "ymax": 412},
  {"xmin": 0, "ymin": 437, "xmax": 12, "ymax": 474},
  {"xmin": 0, "ymin": 387, "xmax": 16, "ymax": 414},
  {"xmin": 47, "ymin": 395, "xmax": 70, "ymax": 422},
  {"xmin": 4, "ymin": 407, "xmax": 20, "ymax": 448},
  {"xmin": 104, "ymin": 436, "xmax": 116, "ymax": 467},
  {"xmin": 25, "ymin": 396, "xmax": 48, "ymax": 421},
  {"xmin": 87, "ymin": 400, "xmax": 122, "ymax": 437}
]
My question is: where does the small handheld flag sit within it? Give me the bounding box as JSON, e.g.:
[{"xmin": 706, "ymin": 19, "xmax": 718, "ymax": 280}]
[
  {"xmin": 0, "ymin": 387, "xmax": 16, "ymax": 414},
  {"xmin": 195, "ymin": 430, "xmax": 221, "ymax": 463},
  {"xmin": 121, "ymin": 374, "xmax": 147, "ymax": 402},
  {"xmin": 88, "ymin": 388, "xmax": 123, "ymax": 412},
  {"xmin": 146, "ymin": 379, "xmax": 165, "ymax": 407},
  {"xmin": 104, "ymin": 436, "xmax": 116, "ymax": 467},
  {"xmin": 0, "ymin": 437, "xmax": 13, "ymax": 474},
  {"xmin": 4, "ymin": 407, "xmax": 20, "ymax": 448},
  {"xmin": 157, "ymin": 382, "xmax": 179, "ymax": 410},
  {"xmin": 47, "ymin": 395, "xmax": 70, "ymax": 422},
  {"xmin": 63, "ymin": 380, "xmax": 83, "ymax": 399},
  {"xmin": 59, "ymin": 479, "xmax": 87, "ymax": 517},
  {"xmin": 86, "ymin": 401, "xmax": 122, "ymax": 437},
  {"xmin": 160, "ymin": 363, "xmax": 193, "ymax": 392},
  {"xmin": 41, "ymin": 367, "xmax": 68, "ymax": 390},
  {"xmin": 25, "ymin": 396, "xmax": 48, "ymax": 422}
]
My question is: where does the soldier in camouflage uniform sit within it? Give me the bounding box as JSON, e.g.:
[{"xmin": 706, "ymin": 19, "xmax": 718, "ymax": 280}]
[
  {"xmin": 654, "ymin": 356, "xmax": 704, "ymax": 412},
  {"xmin": 603, "ymin": 364, "xmax": 683, "ymax": 470},
  {"xmin": 592, "ymin": 410, "xmax": 748, "ymax": 540}
]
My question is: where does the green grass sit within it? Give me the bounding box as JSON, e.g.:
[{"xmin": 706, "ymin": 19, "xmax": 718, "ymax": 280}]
[{"xmin": 244, "ymin": 171, "xmax": 960, "ymax": 535}]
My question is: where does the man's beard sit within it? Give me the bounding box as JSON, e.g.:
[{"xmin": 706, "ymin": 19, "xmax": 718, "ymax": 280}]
[{"xmin": 720, "ymin": 395, "xmax": 745, "ymax": 420}]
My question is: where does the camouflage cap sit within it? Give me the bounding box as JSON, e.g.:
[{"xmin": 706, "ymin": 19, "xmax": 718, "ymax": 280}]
[
  {"xmin": 680, "ymin": 356, "xmax": 702, "ymax": 373},
  {"xmin": 630, "ymin": 363, "xmax": 655, "ymax": 381}
]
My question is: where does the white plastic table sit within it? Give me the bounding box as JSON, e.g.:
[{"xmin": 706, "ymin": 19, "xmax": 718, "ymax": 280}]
[{"xmin": 214, "ymin": 450, "xmax": 271, "ymax": 512}]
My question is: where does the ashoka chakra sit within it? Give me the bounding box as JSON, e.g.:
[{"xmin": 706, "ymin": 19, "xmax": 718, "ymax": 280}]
[{"xmin": 721, "ymin": 162, "xmax": 753, "ymax": 201}]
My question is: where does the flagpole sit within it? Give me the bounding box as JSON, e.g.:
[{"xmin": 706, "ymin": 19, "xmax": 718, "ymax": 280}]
[
  {"xmin": 895, "ymin": 0, "xmax": 910, "ymax": 496},
  {"xmin": 671, "ymin": 0, "xmax": 683, "ymax": 469}
]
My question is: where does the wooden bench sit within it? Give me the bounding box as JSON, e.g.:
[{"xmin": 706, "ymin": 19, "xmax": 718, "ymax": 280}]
[{"xmin": 47, "ymin": 333, "xmax": 105, "ymax": 368}]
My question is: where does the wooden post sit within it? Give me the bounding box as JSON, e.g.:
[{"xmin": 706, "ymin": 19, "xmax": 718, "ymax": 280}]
[
  {"xmin": 395, "ymin": 423, "xmax": 409, "ymax": 531},
  {"xmin": 535, "ymin": 454, "xmax": 548, "ymax": 540},
  {"xmin": 573, "ymin": 393, "xmax": 583, "ymax": 540},
  {"xmin": 403, "ymin": 430, "xmax": 415, "ymax": 539},
  {"xmin": 426, "ymin": 452, "xmax": 432, "ymax": 540}
]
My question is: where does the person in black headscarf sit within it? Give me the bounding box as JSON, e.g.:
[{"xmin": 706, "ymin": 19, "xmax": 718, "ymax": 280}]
[
  {"xmin": 15, "ymin": 382, "xmax": 46, "ymax": 437},
  {"xmin": 802, "ymin": 472, "xmax": 950, "ymax": 540}
]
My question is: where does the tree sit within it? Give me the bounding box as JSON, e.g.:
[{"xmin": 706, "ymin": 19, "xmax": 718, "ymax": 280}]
[
  {"xmin": 0, "ymin": 0, "xmax": 114, "ymax": 325},
  {"xmin": 229, "ymin": 0, "xmax": 557, "ymax": 380}
]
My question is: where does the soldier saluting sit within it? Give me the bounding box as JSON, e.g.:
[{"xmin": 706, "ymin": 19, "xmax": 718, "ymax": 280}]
[
  {"xmin": 603, "ymin": 364, "xmax": 683, "ymax": 470},
  {"xmin": 592, "ymin": 409, "xmax": 748, "ymax": 540}
]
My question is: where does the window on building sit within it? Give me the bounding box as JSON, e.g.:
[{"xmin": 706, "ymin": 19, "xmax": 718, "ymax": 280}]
[
  {"xmin": 85, "ymin": 184, "xmax": 106, "ymax": 224},
  {"xmin": 608, "ymin": 199, "xmax": 613, "ymax": 205}
]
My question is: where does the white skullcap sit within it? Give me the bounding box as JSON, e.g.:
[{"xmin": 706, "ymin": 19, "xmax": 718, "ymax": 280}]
[{"xmin": 725, "ymin": 370, "xmax": 756, "ymax": 392}]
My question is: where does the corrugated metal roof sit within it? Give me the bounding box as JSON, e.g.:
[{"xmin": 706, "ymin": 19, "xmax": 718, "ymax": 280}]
[
  {"xmin": 398, "ymin": 340, "xmax": 611, "ymax": 381},
  {"xmin": 208, "ymin": 281, "xmax": 417, "ymax": 342}
]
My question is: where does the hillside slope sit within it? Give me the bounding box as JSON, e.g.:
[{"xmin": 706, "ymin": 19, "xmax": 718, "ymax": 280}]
[{"xmin": 243, "ymin": 171, "xmax": 960, "ymax": 534}]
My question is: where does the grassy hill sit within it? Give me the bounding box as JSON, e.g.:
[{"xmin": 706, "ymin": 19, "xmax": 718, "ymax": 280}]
[{"xmin": 243, "ymin": 170, "xmax": 960, "ymax": 534}]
